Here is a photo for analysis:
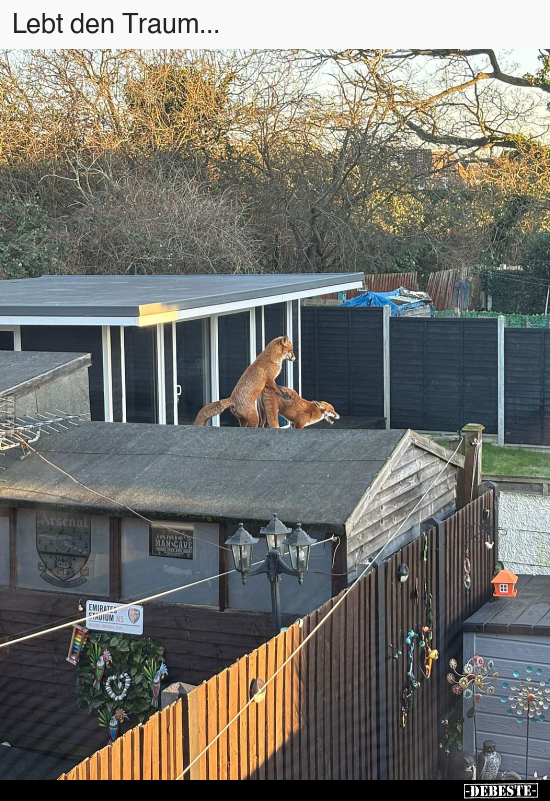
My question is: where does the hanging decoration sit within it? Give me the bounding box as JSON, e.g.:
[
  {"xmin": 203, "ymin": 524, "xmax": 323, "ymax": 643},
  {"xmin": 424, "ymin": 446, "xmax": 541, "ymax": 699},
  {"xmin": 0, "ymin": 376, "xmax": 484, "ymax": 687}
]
[
  {"xmin": 463, "ymin": 547, "xmax": 471, "ymax": 590},
  {"xmin": 66, "ymin": 624, "xmax": 88, "ymax": 665},
  {"xmin": 420, "ymin": 588, "xmax": 437, "ymax": 679},
  {"xmin": 105, "ymin": 673, "xmax": 131, "ymax": 702},
  {"xmin": 390, "ymin": 644, "xmax": 402, "ymax": 661},
  {"xmin": 503, "ymin": 666, "xmax": 550, "ymax": 779},
  {"xmin": 424, "ymin": 648, "xmax": 439, "ymax": 680},
  {"xmin": 99, "ymin": 707, "xmax": 129, "ymax": 743},
  {"xmin": 76, "ymin": 632, "xmax": 167, "ymax": 730},
  {"xmin": 144, "ymin": 660, "xmax": 169, "ymax": 708},
  {"xmin": 401, "ymin": 685, "xmax": 414, "ymax": 728},
  {"xmin": 401, "ymin": 630, "xmax": 421, "ymax": 728},
  {"xmin": 91, "ymin": 646, "xmax": 112, "ymax": 691}
]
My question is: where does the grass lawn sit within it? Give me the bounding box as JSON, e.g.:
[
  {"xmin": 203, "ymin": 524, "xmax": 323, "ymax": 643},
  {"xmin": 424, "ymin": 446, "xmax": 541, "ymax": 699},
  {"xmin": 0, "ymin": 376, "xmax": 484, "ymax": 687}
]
[
  {"xmin": 482, "ymin": 444, "xmax": 550, "ymax": 477},
  {"xmin": 437, "ymin": 441, "xmax": 550, "ymax": 477}
]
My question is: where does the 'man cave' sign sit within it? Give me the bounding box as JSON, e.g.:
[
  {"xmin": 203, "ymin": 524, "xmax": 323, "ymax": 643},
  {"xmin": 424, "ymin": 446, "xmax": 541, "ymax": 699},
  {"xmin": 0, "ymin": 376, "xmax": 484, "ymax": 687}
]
[{"xmin": 149, "ymin": 523, "xmax": 194, "ymax": 560}]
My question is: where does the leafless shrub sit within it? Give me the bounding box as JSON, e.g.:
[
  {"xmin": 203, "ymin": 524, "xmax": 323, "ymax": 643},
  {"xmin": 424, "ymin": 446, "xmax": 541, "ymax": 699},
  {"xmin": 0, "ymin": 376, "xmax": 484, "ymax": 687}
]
[{"xmin": 50, "ymin": 171, "xmax": 260, "ymax": 275}]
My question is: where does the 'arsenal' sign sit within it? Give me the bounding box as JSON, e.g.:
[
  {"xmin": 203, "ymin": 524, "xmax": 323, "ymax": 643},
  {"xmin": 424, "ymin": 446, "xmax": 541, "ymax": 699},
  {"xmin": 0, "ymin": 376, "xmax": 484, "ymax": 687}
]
[{"xmin": 36, "ymin": 510, "xmax": 91, "ymax": 588}]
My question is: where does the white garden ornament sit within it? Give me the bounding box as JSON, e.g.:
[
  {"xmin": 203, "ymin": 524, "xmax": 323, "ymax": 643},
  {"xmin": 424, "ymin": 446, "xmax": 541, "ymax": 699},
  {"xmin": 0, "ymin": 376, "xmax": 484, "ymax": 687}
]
[{"xmin": 105, "ymin": 673, "xmax": 131, "ymax": 701}]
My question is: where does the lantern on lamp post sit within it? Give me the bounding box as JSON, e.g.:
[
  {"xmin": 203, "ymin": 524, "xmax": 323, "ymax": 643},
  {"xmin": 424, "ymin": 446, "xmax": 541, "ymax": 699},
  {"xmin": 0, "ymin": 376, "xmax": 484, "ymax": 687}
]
[
  {"xmin": 225, "ymin": 523, "xmax": 258, "ymax": 582},
  {"xmin": 283, "ymin": 523, "xmax": 315, "ymax": 583},
  {"xmin": 260, "ymin": 513, "xmax": 292, "ymax": 553},
  {"xmin": 226, "ymin": 516, "xmax": 315, "ymax": 635}
]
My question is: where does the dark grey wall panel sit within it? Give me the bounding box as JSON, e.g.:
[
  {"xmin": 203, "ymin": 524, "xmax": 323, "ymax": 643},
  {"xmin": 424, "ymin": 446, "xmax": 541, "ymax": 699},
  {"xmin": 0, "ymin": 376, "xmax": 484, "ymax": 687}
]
[
  {"xmin": 124, "ymin": 327, "xmax": 157, "ymax": 424},
  {"xmin": 505, "ymin": 329, "xmax": 550, "ymax": 445},
  {"xmin": 218, "ymin": 311, "xmax": 250, "ymax": 426},
  {"xmin": 301, "ymin": 307, "xmax": 384, "ymax": 417},
  {"xmin": 390, "ymin": 318, "xmax": 498, "ymax": 433}
]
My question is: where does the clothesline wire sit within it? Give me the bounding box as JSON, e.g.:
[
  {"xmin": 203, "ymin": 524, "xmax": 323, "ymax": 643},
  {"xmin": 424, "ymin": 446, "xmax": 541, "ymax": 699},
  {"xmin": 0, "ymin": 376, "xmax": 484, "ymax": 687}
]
[{"xmin": 0, "ymin": 569, "xmax": 235, "ymax": 650}]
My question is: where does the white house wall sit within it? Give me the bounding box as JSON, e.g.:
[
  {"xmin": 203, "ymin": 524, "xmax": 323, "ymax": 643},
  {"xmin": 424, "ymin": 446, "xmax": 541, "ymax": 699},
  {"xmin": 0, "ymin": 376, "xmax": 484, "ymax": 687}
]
[{"xmin": 498, "ymin": 492, "xmax": 550, "ymax": 575}]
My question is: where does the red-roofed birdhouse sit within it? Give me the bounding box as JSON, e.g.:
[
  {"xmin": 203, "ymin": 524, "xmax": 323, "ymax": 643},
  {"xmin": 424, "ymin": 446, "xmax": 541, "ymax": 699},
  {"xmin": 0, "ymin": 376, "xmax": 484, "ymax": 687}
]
[{"xmin": 491, "ymin": 569, "xmax": 518, "ymax": 598}]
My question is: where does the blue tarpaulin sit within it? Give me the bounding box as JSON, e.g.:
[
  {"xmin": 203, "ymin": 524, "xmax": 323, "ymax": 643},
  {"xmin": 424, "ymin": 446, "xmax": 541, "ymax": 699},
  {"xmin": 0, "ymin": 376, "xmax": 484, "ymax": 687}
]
[{"xmin": 341, "ymin": 287, "xmax": 433, "ymax": 316}]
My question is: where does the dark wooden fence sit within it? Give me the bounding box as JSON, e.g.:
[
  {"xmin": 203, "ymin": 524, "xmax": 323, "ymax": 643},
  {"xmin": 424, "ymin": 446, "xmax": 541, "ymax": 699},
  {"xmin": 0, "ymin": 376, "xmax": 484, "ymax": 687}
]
[
  {"xmin": 59, "ymin": 491, "xmax": 495, "ymax": 781},
  {"xmin": 301, "ymin": 306, "xmax": 550, "ymax": 444},
  {"xmin": 505, "ymin": 329, "xmax": 550, "ymax": 445},
  {"xmin": 301, "ymin": 306, "xmax": 384, "ymax": 418},
  {"xmin": 390, "ymin": 317, "xmax": 499, "ymax": 433}
]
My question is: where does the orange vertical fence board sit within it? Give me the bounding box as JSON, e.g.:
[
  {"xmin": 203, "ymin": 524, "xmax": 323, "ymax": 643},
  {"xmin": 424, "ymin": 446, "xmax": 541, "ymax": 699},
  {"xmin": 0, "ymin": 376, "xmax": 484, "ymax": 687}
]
[
  {"xmin": 227, "ymin": 662, "xmax": 240, "ymax": 781},
  {"xmin": 255, "ymin": 644, "xmax": 267, "ymax": 781},
  {"xmin": 217, "ymin": 669, "xmax": 229, "ymax": 781}
]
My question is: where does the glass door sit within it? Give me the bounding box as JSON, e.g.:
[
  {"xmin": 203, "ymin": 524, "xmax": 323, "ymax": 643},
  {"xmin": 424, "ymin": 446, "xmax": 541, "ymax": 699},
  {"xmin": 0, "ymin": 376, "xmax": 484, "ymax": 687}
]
[
  {"xmin": 175, "ymin": 319, "xmax": 210, "ymax": 425},
  {"xmin": 0, "ymin": 326, "xmax": 21, "ymax": 351}
]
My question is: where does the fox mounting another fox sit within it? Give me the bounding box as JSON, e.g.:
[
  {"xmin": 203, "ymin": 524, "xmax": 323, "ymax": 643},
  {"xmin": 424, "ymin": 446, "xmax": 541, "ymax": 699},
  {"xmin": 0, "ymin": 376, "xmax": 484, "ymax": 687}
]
[
  {"xmin": 193, "ymin": 336, "xmax": 295, "ymax": 427},
  {"xmin": 258, "ymin": 386, "xmax": 340, "ymax": 429}
]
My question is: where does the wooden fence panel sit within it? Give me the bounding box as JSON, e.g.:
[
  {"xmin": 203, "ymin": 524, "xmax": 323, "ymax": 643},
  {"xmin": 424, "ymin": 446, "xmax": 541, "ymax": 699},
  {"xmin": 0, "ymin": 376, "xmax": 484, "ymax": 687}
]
[{"xmin": 58, "ymin": 495, "xmax": 493, "ymax": 781}]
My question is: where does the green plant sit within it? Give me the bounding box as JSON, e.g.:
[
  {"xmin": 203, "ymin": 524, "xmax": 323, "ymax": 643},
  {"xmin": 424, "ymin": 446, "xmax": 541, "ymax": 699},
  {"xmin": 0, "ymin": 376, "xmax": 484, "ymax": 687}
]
[
  {"xmin": 0, "ymin": 199, "xmax": 64, "ymax": 278},
  {"xmin": 76, "ymin": 632, "xmax": 166, "ymax": 727}
]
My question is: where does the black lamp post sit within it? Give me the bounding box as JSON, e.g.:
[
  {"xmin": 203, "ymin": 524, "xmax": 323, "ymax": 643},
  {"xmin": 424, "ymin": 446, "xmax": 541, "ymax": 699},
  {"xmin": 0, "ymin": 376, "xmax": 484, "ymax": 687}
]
[{"xmin": 225, "ymin": 516, "xmax": 316, "ymax": 635}]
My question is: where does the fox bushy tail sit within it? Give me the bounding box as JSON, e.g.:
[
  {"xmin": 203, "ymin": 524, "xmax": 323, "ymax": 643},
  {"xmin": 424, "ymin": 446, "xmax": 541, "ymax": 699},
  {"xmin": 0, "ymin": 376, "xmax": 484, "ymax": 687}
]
[{"xmin": 193, "ymin": 398, "xmax": 232, "ymax": 426}]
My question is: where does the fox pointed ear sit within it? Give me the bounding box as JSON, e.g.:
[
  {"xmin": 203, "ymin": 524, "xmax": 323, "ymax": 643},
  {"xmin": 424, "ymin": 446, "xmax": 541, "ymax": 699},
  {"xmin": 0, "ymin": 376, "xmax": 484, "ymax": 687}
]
[
  {"xmin": 280, "ymin": 335, "xmax": 289, "ymax": 345},
  {"xmin": 314, "ymin": 401, "xmax": 323, "ymax": 409}
]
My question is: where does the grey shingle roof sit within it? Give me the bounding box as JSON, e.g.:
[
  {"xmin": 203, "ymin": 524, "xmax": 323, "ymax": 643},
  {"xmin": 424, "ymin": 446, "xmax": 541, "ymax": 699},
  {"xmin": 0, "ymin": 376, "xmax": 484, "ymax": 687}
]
[
  {"xmin": 0, "ymin": 423, "xmax": 406, "ymax": 527},
  {"xmin": 0, "ymin": 351, "xmax": 91, "ymax": 398},
  {"xmin": 0, "ymin": 273, "xmax": 363, "ymax": 319}
]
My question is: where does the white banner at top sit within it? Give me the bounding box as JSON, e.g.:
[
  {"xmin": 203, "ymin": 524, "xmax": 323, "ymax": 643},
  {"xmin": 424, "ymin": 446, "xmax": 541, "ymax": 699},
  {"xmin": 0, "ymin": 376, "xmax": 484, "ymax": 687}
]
[{"xmin": 0, "ymin": 1, "xmax": 545, "ymax": 48}]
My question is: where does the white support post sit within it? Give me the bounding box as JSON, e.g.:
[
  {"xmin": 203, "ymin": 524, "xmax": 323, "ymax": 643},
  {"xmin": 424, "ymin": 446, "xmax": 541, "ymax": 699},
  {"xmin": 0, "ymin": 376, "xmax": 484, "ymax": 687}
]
[
  {"xmin": 101, "ymin": 325, "xmax": 114, "ymax": 422},
  {"xmin": 285, "ymin": 300, "xmax": 294, "ymax": 389},
  {"xmin": 172, "ymin": 321, "xmax": 178, "ymax": 425},
  {"xmin": 249, "ymin": 309, "xmax": 256, "ymax": 363},
  {"xmin": 0, "ymin": 326, "xmax": 21, "ymax": 351},
  {"xmin": 498, "ymin": 315, "xmax": 505, "ymax": 446},
  {"xmin": 383, "ymin": 304, "xmax": 391, "ymax": 429},
  {"xmin": 297, "ymin": 301, "xmax": 302, "ymax": 397},
  {"xmin": 210, "ymin": 314, "xmax": 220, "ymax": 427},
  {"xmin": 120, "ymin": 326, "xmax": 126, "ymax": 423},
  {"xmin": 156, "ymin": 324, "xmax": 166, "ymax": 425},
  {"xmin": 261, "ymin": 306, "xmax": 266, "ymax": 350}
]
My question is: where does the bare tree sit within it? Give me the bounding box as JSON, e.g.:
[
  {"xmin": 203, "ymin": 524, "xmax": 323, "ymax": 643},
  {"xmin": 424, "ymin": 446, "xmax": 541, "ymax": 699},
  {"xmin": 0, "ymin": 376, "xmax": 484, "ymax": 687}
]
[{"xmin": 49, "ymin": 169, "xmax": 260, "ymax": 275}]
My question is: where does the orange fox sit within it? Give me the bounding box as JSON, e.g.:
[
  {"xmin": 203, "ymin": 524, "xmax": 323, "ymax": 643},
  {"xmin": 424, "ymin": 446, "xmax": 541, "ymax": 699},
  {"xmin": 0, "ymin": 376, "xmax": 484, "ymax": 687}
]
[
  {"xmin": 258, "ymin": 386, "xmax": 340, "ymax": 429},
  {"xmin": 193, "ymin": 336, "xmax": 295, "ymax": 427}
]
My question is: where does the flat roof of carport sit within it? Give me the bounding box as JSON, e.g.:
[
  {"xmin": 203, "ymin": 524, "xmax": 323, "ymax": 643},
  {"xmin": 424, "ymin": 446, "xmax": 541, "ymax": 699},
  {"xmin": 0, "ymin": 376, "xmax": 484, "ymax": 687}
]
[{"xmin": 0, "ymin": 273, "xmax": 363, "ymax": 326}]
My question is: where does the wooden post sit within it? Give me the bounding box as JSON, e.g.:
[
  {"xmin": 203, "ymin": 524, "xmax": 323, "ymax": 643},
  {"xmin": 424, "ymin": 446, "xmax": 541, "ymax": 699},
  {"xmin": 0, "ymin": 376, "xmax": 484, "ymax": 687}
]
[
  {"xmin": 383, "ymin": 304, "xmax": 391, "ymax": 429},
  {"xmin": 9, "ymin": 507, "xmax": 17, "ymax": 588},
  {"xmin": 331, "ymin": 530, "xmax": 348, "ymax": 596},
  {"xmin": 435, "ymin": 520, "xmax": 446, "ymax": 723},
  {"xmin": 497, "ymin": 315, "xmax": 505, "ymax": 445},
  {"xmin": 374, "ymin": 562, "xmax": 388, "ymax": 780},
  {"xmin": 219, "ymin": 523, "xmax": 229, "ymax": 611},
  {"xmin": 109, "ymin": 517, "xmax": 122, "ymax": 600},
  {"xmin": 457, "ymin": 423, "xmax": 484, "ymax": 509}
]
